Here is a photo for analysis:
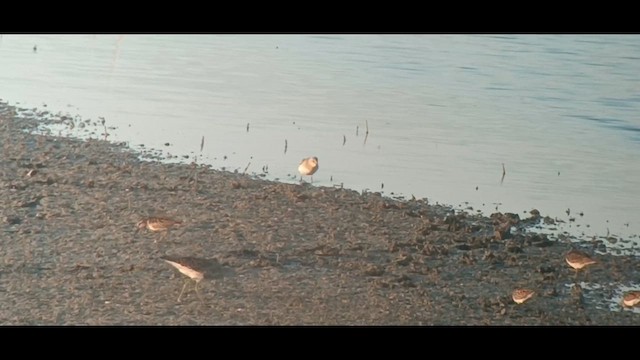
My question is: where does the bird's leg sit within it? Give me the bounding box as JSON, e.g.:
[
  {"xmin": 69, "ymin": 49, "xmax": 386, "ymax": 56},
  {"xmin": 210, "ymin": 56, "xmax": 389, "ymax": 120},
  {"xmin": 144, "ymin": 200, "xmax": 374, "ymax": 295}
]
[
  {"xmin": 177, "ymin": 278, "xmax": 190, "ymax": 302},
  {"xmin": 195, "ymin": 281, "xmax": 204, "ymax": 304}
]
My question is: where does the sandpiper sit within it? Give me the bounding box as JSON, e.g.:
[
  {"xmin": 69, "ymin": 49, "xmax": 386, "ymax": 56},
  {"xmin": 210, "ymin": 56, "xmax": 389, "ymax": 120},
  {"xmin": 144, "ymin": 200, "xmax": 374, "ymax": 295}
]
[
  {"xmin": 298, "ymin": 156, "xmax": 318, "ymax": 183},
  {"xmin": 135, "ymin": 217, "xmax": 183, "ymax": 243},
  {"xmin": 161, "ymin": 256, "xmax": 224, "ymax": 303},
  {"xmin": 512, "ymin": 288, "xmax": 535, "ymax": 304},
  {"xmin": 565, "ymin": 248, "xmax": 597, "ymax": 279},
  {"xmin": 622, "ymin": 291, "xmax": 640, "ymax": 308}
]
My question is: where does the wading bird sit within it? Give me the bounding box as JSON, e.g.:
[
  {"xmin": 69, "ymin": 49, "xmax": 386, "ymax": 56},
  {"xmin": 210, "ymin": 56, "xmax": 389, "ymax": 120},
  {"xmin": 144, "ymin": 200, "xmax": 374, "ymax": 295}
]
[
  {"xmin": 135, "ymin": 217, "xmax": 183, "ymax": 243},
  {"xmin": 298, "ymin": 156, "xmax": 318, "ymax": 183},
  {"xmin": 565, "ymin": 248, "xmax": 597, "ymax": 279},
  {"xmin": 161, "ymin": 256, "xmax": 229, "ymax": 303},
  {"xmin": 512, "ymin": 288, "xmax": 535, "ymax": 304}
]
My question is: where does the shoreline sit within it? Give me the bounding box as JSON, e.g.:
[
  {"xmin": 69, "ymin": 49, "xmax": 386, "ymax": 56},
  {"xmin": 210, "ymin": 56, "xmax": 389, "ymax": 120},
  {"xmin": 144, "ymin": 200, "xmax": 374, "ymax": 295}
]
[{"xmin": 1, "ymin": 101, "xmax": 638, "ymax": 325}]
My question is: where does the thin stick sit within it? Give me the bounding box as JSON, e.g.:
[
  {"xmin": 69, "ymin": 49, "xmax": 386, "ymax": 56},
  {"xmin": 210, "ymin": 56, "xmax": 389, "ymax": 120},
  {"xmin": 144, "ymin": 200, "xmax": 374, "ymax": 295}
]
[
  {"xmin": 195, "ymin": 281, "xmax": 204, "ymax": 304},
  {"xmin": 243, "ymin": 161, "xmax": 251, "ymax": 175},
  {"xmin": 200, "ymin": 136, "xmax": 205, "ymax": 153},
  {"xmin": 363, "ymin": 120, "xmax": 369, "ymax": 146},
  {"xmin": 284, "ymin": 139, "xmax": 288, "ymax": 154},
  {"xmin": 343, "ymin": 135, "xmax": 346, "ymax": 146},
  {"xmin": 501, "ymin": 163, "xmax": 506, "ymax": 185},
  {"xmin": 100, "ymin": 117, "xmax": 109, "ymax": 140}
]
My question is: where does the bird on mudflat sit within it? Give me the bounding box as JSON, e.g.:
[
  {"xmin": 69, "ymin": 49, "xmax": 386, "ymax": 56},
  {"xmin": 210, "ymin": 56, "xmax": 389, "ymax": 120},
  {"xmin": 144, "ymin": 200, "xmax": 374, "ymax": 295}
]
[
  {"xmin": 298, "ymin": 156, "xmax": 318, "ymax": 183},
  {"xmin": 512, "ymin": 288, "xmax": 535, "ymax": 304},
  {"xmin": 565, "ymin": 248, "xmax": 597, "ymax": 279},
  {"xmin": 135, "ymin": 217, "xmax": 183, "ymax": 242},
  {"xmin": 160, "ymin": 256, "xmax": 228, "ymax": 303},
  {"xmin": 622, "ymin": 291, "xmax": 640, "ymax": 308}
]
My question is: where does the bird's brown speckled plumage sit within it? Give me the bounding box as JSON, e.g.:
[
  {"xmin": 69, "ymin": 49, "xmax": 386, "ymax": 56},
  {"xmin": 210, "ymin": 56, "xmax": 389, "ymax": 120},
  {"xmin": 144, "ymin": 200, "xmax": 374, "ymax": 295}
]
[
  {"xmin": 512, "ymin": 289, "xmax": 535, "ymax": 304},
  {"xmin": 565, "ymin": 249, "xmax": 597, "ymax": 270},
  {"xmin": 622, "ymin": 291, "xmax": 640, "ymax": 308},
  {"xmin": 135, "ymin": 217, "xmax": 183, "ymax": 242}
]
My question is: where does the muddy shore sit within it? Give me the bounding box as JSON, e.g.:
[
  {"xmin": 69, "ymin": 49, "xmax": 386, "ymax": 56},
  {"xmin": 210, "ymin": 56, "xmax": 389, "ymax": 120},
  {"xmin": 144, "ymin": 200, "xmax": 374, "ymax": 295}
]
[{"xmin": 0, "ymin": 101, "xmax": 638, "ymax": 325}]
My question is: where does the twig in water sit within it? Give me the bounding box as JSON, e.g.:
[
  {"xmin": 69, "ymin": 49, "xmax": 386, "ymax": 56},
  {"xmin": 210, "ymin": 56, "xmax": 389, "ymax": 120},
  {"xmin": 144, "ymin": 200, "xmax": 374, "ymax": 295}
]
[
  {"xmin": 246, "ymin": 123, "xmax": 250, "ymax": 133},
  {"xmin": 501, "ymin": 163, "xmax": 506, "ymax": 185},
  {"xmin": 100, "ymin": 117, "xmax": 109, "ymax": 140},
  {"xmin": 343, "ymin": 135, "xmax": 346, "ymax": 146},
  {"xmin": 363, "ymin": 120, "xmax": 369, "ymax": 146},
  {"xmin": 356, "ymin": 125, "xmax": 359, "ymax": 136},
  {"xmin": 243, "ymin": 161, "xmax": 251, "ymax": 175},
  {"xmin": 200, "ymin": 136, "xmax": 205, "ymax": 153},
  {"xmin": 284, "ymin": 139, "xmax": 288, "ymax": 154}
]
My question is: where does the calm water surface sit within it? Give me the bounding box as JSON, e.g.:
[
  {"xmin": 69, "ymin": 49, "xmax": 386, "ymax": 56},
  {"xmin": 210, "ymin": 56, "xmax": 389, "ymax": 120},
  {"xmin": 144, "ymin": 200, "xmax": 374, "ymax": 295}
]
[{"xmin": 1, "ymin": 34, "xmax": 639, "ymax": 250}]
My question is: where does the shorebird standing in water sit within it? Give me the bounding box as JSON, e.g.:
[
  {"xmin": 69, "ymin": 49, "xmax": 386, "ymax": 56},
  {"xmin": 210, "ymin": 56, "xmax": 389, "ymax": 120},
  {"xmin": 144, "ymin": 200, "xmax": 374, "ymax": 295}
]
[
  {"xmin": 161, "ymin": 256, "xmax": 226, "ymax": 303},
  {"xmin": 512, "ymin": 288, "xmax": 535, "ymax": 304},
  {"xmin": 298, "ymin": 156, "xmax": 318, "ymax": 183},
  {"xmin": 565, "ymin": 248, "xmax": 597, "ymax": 279},
  {"xmin": 622, "ymin": 291, "xmax": 640, "ymax": 308},
  {"xmin": 135, "ymin": 217, "xmax": 183, "ymax": 243}
]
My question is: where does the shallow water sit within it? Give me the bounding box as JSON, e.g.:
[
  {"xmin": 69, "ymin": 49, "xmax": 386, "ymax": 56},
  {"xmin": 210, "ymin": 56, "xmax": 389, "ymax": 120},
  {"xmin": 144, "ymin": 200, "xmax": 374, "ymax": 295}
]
[{"xmin": 1, "ymin": 34, "xmax": 640, "ymax": 244}]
